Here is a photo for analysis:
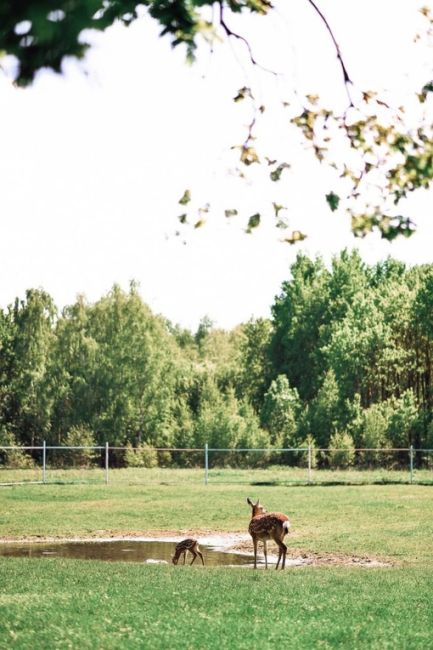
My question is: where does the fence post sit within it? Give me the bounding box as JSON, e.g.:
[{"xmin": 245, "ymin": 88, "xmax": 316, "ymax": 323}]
[
  {"xmin": 105, "ymin": 442, "xmax": 109, "ymax": 485},
  {"xmin": 409, "ymin": 444, "xmax": 414, "ymax": 485},
  {"xmin": 204, "ymin": 443, "xmax": 209, "ymax": 486},
  {"xmin": 42, "ymin": 440, "xmax": 46, "ymax": 484},
  {"xmin": 307, "ymin": 444, "xmax": 312, "ymax": 484}
]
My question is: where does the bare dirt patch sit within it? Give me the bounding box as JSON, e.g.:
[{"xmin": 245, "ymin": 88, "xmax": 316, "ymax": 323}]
[
  {"xmin": 226, "ymin": 537, "xmax": 392, "ymax": 567},
  {"xmin": 0, "ymin": 529, "xmax": 392, "ymax": 567}
]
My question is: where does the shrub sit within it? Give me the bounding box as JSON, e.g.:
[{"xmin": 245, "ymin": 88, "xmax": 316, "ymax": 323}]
[
  {"xmin": 124, "ymin": 443, "xmax": 158, "ymax": 468},
  {"xmin": 297, "ymin": 434, "xmax": 318, "ymax": 469},
  {"xmin": 326, "ymin": 431, "xmax": 355, "ymax": 469},
  {"xmin": 0, "ymin": 429, "xmax": 35, "ymax": 469},
  {"xmin": 360, "ymin": 402, "xmax": 393, "ymax": 467},
  {"xmin": 157, "ymin": 450, "xmax": 173, "ymax": 467},
  {"xmin": 60, "ymin": 426, "xmax": 97, "ymax": 467}
]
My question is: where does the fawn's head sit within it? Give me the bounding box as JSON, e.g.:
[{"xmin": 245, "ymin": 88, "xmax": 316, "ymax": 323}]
[
  {"xmin": 247, "ymin": 497, "xmax": 267, "ymax": 518},
  {"xmin": 172, "ymin": 550, "xmax": 181, "ymax": 565}
]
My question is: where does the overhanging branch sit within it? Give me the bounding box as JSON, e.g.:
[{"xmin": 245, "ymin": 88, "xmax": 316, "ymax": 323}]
[{"xmin": 306, "ymin": 0, "xmax": 353, "ymax": 105}]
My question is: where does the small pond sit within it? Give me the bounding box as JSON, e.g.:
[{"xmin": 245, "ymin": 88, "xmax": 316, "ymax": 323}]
[{"xmin": 0, "ymin": 540, "xmax": 264, "ymax": 567}]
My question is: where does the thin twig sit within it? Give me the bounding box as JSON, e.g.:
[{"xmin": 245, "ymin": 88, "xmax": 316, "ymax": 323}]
[
  {"xmin": 306, "ymin": 0, "xmax": 353, "ymax": 106},
  {"xmin": 219, "ymin": 3, "xmax": 278, "ymax": 76}
]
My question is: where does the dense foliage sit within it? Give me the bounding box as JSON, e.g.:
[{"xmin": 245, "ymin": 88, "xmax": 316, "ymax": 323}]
[{"xmin": 1, "ymin": 251, "xmax": 433, "ymax": 468}]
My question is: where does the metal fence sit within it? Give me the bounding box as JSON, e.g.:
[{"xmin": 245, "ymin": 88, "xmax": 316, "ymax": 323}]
[{"xmin": 0, "ymin": 443, "xmax": 432, "ymax": 486}]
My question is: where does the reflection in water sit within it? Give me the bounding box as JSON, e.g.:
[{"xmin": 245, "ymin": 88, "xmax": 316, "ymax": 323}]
[{"xmin": 0, "ymin": 540, "xmax": 261, "ymax": 567}]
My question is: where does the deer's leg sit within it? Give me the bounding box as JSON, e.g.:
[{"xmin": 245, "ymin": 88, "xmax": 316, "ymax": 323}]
[
  {"xmin": 197, "ymin": 550, "xmax": 204, "ymax": 566},
  {"xmin": 263, "ymin": 540, "xmax": 268, "ymax": 569},
  {"xmin": 275, "ymin": 540, "xmax": 287, "ymax": 570},
  {"xmin": 183, "ymin": 551, "xmax": 186, "ymax": 565},
  {"xmin": 281, "ymin": 542, "xmax": 287, "ymax": 569},
  {"xmin": 275, "ymin": 546, "xmax": 282, "ymax": 570},
  {"xmin": 252, "ymin": 537, "xmax": 258, "ymax": 569},
  {"xmin": 190, "ymin": 550, "xmax": 197, "ymax": 565}
]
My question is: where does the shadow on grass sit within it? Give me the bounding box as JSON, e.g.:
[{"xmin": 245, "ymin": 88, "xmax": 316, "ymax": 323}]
[{"xmin": 250, "ymin": 480, "xmax": 433, "ymax": 487}]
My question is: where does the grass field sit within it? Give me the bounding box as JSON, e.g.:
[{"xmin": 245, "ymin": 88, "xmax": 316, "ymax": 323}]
[
  {"xmin": 0, "ymin": 476, "xmax": 432, "ymax": 648},
  {"xmin": 1, "ymin": 464, "xmax": 433, "ymax": 486}
]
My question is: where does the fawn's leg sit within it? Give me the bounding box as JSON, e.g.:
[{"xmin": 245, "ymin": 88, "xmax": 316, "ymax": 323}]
[{"xmin": 263, "ymin": 540, "xmax": 268, "ymax": 569}]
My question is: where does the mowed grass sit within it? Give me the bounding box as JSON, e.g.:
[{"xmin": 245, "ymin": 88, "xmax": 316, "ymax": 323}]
[
  {"xmin": 1, "ymin": 481, "xmax": 432, "ymax": 566},
  {"xmin": 0, "ymin": 559, "xmax": 432, "ymax": 650},
  {"xmin": 0, "ymin": 477, "xmax": 432, "ymax": 649},
  {"xmin": 2, "ymin": 464, "xmax": 433, "ymax": 486}
]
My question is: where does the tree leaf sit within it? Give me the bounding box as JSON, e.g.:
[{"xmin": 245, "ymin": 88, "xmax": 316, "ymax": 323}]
[
  {"xmin": 272, "ymin": 202, "xmax": 286, "ymax": 217},
  {"xmin": 246, "ymin": 213, "xmax": 261, "ymax": 232},
  {"xmin": 233, "ymin": 86, "xmax": 253, "ymax": 102},
  {"xmin": 281, "ymin": 230, "xmax": 307, "ymax": 244},
  {"xmin": 326, "ymin": 192, "xmax": 340, "ymax": 212},
  {"xmin": 179, "ymin": 189, "xmax": 191, "ymax": 205},
  {"xmin": 270, "ymin": 162, "xmax": 290, "ymax": 181},
  {"xmin": 198, "ymin": 203, "xmax": 210, "ymax": 216},
  {"xmin": 240, "ymin": 146, "xmax": 260, "ymax": 166}
]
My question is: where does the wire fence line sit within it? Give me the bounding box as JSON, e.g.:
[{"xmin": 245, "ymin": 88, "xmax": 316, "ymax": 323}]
[{"xmin": 0, "ymin": 443, "xmax": 433, "ymax": 486}]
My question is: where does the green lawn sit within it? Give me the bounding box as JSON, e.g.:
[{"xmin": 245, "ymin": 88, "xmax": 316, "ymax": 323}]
[
  {"xmin": 0, "ymin": 478, "xmax": 432, "ymax": 649},
  {"xmin": 1, "ymin": 560, "xmax": 432, "ymax": 650},
  {"xmin": 1, "ymin": 465, "xmax": 432, "ymax": 486}
]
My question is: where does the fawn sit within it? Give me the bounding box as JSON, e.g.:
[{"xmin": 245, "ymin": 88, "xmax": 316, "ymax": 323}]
[
  {"xmin": 247, "ymin": 497, "xmax": 291, "ymax": 570},
  {"xmin": 172, "ymin": 538, "xmax": 205, "ymax": 566}
]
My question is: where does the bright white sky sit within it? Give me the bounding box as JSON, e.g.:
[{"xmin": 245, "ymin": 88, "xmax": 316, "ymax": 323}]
[{"xmin": 0, "ymin": 0, "xmax": 432, "ymax": 330}]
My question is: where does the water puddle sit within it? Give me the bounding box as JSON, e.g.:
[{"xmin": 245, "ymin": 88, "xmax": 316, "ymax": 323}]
[{"xmin": 0, "ymin": 540, "xmax": 264, "ymax": 567}]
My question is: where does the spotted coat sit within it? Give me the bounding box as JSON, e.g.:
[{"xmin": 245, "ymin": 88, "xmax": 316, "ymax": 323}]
[{"xmin": 172, "ymin": 538, "xmax": 205, "ymax": 566}]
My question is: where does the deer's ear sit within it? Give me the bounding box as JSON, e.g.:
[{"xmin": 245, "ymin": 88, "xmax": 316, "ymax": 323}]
[
  {"xmin": 247, "ymin": 497, "xmax": 253, "ymax": 506},
  {"xmin": 256, "ymin": 499, "xmax": 260, "ymax": 507}
]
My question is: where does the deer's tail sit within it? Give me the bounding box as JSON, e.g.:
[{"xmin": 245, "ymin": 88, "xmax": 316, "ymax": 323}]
[{"xmin": 283, "ymin": 520, "xmax": 291, "ymax": 533}]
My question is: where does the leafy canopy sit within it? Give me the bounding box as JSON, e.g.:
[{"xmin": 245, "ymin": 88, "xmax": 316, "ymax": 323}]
[{"xmin": 2, "ymin": 1, "xmax": 433, "ymax": 240}]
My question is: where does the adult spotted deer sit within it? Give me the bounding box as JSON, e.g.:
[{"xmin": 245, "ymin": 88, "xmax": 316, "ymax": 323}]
[
  {"xmin": 247, "ymin": 497, "xmax": 291, "ymax": 570},
  {"xmin": 172, "ymin": 538, "xmax": 205, "ymax": 566}
]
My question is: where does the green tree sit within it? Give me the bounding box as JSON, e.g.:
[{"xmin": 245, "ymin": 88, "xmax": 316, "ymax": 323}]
[
  {"xmin": 360, "ymin": 401, "xmax": 393, "ymax": 466},
  {"xmin": 195, "ymin": 379, "xmax": 267, "ymax": 465},
  {"xmin": 195, "ymin": 316, "xmax": 214, "ymax": 349},
  {"xmin": 388, "ymin": 390, "xmax": 419, "ymax": 449},
  {"xmin": 270, "ymin": 253, "xmax": 330, "ymax": 400},
  {"xmin": 307, "ymin": 370, "xmax": 341, "ymax": 448},
  {"xmin": 412, "ymin": 269, "xmax": 433, "ymax": 410},
  {"xmin": 2, "ymin": 290, "xmax": 56, "ymax": 445},
  {"xmin": 343, "ymin": 393, "xmax": 364, "ymax": 447},
  {"xmin": 237, "ymin": 318, "xmax": 272, "ymax": 410},
  {"xmin": 197, "ymin": 324, "xmax": 244, "ymax": 393},
  {"xmin": 327, "ymin": 250, "xmax": 369, "ymax": 323},
  {"xmin": 48, "ymin": 296, "xmax": 99, "ymax": 442},
  {"xmin": 53, "ymin": 283, "xmax": 182, "ymax": 447},
  {"xmin": 261, "ymin": 375, "xmax": 301, "ymax": 448}
]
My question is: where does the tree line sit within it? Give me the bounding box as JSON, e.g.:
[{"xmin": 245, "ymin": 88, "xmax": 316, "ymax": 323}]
[{"xmin": 1, "ymin": 250, "xmax": 433, "ymax": 469}]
